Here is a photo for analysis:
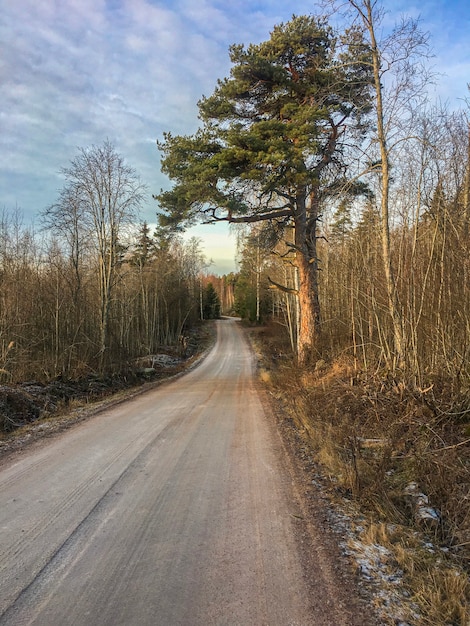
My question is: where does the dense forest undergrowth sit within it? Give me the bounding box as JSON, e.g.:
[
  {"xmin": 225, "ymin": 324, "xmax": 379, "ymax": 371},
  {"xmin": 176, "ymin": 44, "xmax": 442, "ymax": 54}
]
[{"xmin": 249, "ymin": 321, "xmax": 470, "ymax": 625}]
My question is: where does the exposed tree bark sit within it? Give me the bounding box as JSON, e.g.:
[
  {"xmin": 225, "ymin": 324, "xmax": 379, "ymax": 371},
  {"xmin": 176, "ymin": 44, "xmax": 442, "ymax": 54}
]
[{"xmin": 294, "ymin": 188, "xmax": 321, "ymax": 363}]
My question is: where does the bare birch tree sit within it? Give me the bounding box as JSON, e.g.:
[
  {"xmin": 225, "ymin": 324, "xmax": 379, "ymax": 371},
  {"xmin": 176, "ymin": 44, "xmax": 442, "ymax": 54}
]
[
  {"xmin": 45, "ymin": 140, "xmax": 146, "ymax": 369},
  {"xmin": 342, "ymin": 0, "xmax": 430, "ymax": 369}
]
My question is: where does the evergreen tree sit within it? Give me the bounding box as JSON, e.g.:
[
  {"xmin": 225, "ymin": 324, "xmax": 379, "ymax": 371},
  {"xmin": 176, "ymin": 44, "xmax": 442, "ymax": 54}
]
[
  {"xmin": 203, "ymin": 283, "xmax": 221, "ymax": 319},
  {"xmin": 156, "ymin": 15, "xmax": 372, "ymax": 363}
]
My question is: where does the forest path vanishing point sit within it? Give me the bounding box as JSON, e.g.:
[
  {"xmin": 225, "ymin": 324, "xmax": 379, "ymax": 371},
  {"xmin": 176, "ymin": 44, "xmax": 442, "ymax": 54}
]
[{"xmin": 0, "ymin": 318, "xmax": 376, "ymax": 625}]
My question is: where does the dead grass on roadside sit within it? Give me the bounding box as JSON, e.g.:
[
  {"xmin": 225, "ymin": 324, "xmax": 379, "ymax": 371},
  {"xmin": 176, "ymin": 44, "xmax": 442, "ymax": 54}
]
[{"xmin": 248, "ymin": 323, "xmax": 470, "ymax": 625}]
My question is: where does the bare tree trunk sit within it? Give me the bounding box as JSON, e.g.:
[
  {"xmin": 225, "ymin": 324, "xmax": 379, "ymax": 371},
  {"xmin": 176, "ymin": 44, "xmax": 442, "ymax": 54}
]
[
  {"xmin": 368, "ymin": 3, "xmax": 404, "ymax": 365},
  {"xmin": 351, "ymin": 0, "xmax": 406, "ymax": 368},
  {"xmin": 464, "ymin": 124, "xmax": 470, "ymax": 230}
]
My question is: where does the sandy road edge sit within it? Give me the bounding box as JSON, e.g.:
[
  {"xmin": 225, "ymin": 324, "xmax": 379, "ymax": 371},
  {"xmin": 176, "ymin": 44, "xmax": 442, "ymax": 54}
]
[{"xmin": 255, "ymin": 378, "xmax": 380, "ymax": 626}]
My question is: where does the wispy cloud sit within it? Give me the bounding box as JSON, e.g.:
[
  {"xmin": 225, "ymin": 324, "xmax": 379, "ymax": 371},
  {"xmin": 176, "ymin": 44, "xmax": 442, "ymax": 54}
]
[{"xmin": 1, "ymin": 0, "xmax": 469, "ymax": 269}]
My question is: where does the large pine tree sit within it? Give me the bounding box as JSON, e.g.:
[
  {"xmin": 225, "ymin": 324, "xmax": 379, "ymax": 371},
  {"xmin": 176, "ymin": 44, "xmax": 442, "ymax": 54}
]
[{"xmin": 156, "ymin": 15, "xmax": 372, "ymax": 363}]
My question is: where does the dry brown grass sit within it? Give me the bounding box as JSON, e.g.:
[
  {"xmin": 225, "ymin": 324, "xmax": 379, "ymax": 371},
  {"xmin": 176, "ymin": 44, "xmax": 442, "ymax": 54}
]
[
  {"xmin": 249, "ymin": 322, "xmax": 470, "ymax": 625},
  {"xmin": 357, "ymin": 522, "xmax": 470, "ymax": 625}
]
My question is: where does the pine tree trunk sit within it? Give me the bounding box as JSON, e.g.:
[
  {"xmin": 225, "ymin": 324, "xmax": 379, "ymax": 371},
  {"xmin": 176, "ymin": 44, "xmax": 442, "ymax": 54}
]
[
  {"xmin": 294, "ymin": 191, "xmax": 321, "ymax": 364},
  {"xmin": 296, "ymin": 254, "xmax": 320, "ymax": 364}
]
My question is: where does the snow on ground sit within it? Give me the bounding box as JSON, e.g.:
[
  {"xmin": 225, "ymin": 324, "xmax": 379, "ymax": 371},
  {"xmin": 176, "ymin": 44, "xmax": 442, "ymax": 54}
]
[{"xmin": 319, "ymin": 489, "xmax": 422, "ymax": 625}]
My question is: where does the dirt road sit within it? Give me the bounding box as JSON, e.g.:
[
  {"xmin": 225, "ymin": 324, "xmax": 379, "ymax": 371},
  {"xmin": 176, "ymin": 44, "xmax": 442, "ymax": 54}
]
[{"xmin": 0, "ymin": 319, "xmax": 374, "ymax": 625}]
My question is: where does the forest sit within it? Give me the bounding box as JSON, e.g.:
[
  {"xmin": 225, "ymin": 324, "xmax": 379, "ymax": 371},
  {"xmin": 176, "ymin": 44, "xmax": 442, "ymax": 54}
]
[{"xmin": 1, "ymin": 0, "xmax": 469, "ymax": 622}]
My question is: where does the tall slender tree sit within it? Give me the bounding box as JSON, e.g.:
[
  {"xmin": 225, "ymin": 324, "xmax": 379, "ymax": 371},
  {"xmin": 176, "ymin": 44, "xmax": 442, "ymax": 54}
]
[{"xmin": 345, "ymin": 0, "xmax": 430, "ymax": 369}]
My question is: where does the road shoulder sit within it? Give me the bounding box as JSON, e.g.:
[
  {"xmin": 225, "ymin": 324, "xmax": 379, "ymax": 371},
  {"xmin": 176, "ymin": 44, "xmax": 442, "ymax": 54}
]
[{"xmin": 256, "ymin": 380, "xmax": 380, "ymax": 626}]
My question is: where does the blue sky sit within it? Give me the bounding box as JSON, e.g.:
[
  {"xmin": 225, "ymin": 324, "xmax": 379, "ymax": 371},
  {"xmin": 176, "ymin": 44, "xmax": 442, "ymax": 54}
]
[{"xmin": 1, "ymin": 0, "xmax": 469, "ymax": 274}]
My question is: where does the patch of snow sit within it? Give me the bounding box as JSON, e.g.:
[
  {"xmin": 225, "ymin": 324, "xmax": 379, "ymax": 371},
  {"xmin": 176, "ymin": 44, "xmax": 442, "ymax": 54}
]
[
  {"xmin": 151, "ymin": 354, "xmax": 182, "ymax": 368},
  {"xmin": 322, "ymin": 494, "xmax": 421, "ymax": 624},
  {"xmin": 343, "ymin": 537, "xmax": 421, "ymax": 624}
]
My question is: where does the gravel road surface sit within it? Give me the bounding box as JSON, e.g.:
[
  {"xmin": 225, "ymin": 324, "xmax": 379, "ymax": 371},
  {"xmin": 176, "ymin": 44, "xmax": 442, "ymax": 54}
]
[{"xmin": 0, "ymin": 319, "xmax": 374, "ymax": 625}]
